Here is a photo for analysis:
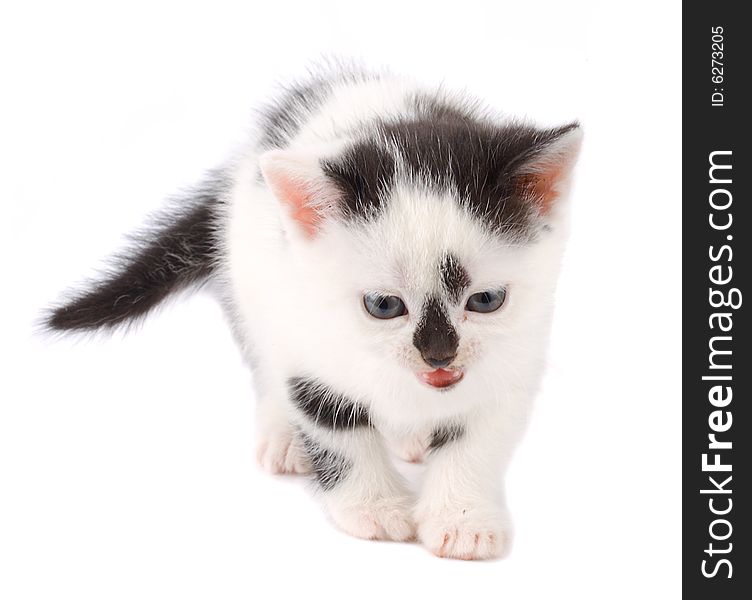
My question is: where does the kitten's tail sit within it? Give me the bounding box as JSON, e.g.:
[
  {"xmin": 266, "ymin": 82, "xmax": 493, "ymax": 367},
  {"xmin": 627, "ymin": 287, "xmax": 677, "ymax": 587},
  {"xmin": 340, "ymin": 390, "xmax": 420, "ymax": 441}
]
[{"xmin": 44, "ymin": 174, "xmax": 227, "ymax": 334}]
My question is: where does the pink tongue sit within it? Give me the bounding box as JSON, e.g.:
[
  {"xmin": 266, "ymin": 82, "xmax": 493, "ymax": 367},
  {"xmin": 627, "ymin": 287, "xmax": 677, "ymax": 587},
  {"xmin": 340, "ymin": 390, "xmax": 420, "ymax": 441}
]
[{"xmin": 420, "ymin": 368, "xmax": 463, "ymax": 388}]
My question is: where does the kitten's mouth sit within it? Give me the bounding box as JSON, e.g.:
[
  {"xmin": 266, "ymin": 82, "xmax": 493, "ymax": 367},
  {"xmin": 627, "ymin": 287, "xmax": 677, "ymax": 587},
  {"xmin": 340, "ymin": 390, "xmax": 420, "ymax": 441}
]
[{"xmin": 417, "ymin": 368, "xmax": 464, "ymax": 389}]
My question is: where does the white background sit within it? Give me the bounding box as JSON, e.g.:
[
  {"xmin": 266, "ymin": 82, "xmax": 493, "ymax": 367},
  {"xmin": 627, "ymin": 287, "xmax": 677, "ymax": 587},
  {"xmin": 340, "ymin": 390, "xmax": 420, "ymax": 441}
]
[{"xmin": 0, "ymin": 1, "xmax": 681, "ymax": 598}]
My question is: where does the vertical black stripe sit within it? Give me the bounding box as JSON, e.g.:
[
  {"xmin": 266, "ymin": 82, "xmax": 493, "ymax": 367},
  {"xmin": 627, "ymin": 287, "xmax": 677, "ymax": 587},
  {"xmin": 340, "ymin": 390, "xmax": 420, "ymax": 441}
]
[{"xmin": 440, "ymin": 254, "xmax": 471, "ymax": 303}]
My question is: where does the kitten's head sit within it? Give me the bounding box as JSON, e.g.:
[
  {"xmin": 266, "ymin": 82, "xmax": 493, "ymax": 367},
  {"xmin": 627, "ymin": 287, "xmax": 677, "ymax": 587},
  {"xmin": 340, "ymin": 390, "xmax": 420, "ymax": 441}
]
[{"xmin": 260, "ymin": 117, "xmax": 582, "ymax": 408}]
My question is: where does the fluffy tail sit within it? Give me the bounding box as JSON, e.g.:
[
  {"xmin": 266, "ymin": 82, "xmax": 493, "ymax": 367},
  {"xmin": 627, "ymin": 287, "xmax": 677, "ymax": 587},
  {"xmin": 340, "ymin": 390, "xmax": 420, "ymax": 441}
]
[{"xmin": 45, "ymin": 175, "xmax": 226, "ymax": 333}]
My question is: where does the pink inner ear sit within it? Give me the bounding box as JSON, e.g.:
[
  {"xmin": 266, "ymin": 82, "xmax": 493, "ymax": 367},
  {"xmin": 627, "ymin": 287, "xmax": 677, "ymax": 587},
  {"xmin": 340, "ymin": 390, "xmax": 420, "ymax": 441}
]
[
  {"xmin": 272, "ymin": 176, "xmax": 322, "ymax": 238},
  {"xmin": 260, "ymin": 151, "xmax": 334, "ymax": 238},
  {"xmin": 516, "ymin": 163, "xmax": 566, "ymax": 214},
  {"xmin": 514, "ymin": 128, "xmax": 582, "ymax": 214}
]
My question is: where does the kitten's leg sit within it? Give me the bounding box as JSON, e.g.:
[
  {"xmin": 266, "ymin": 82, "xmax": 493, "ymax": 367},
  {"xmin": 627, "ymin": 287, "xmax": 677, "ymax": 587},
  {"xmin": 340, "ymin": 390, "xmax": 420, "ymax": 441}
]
[
  {"xmin": 301, "ymin": 427, "xmax": 415, "ymax": 541},
  {"xmin": 255, "ymin": 370, "xmax": 311, "ymax": 475},
  {"xmin": 415, "ymin": 408, "xmax": 520, "ymax": 560},
  {"xmin": 290, "ymin": 378, "xmax": 414, "ymax": 541}
]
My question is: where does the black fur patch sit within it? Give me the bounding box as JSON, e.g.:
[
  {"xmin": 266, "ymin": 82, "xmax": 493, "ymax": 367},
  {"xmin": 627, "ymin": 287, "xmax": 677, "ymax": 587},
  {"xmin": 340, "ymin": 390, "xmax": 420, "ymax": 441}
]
[
  {"xmin": 440, "ymin": 254, "xmax": 471, "ymax": 304},
  {"xmin": 428, "ymin": 424, "xmax": 465, "ymax": 451},
  {"xmin": 300, "ymin": 432, "xmax": 350, "ymax": 491},
  {"xmin": 318, "ymin": 88, "xmax": 577, "ymax": 236},
  {"xmin": 289, "ymin": 377, "xmax": 372, "ymax": 430},
  {"xmin": 321, "ymin": 142, "xmax": 396, "ymax": 221},
  {"xmin": 379, "ymin": 117, "xmax": 578, "ymax": 237},
  {"xmin": 412, "ymin": 297, "xmax": 459, "ymax": 367},
  {"xmin": 46, "ymin": 174, "xmax": 225, "ymax": 332}
]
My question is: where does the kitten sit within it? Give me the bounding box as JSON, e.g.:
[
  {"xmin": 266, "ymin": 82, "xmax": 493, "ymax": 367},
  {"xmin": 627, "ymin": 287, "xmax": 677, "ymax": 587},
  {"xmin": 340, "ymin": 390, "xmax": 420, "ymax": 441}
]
[{"xmin": 46, "ymin": 65, "xmax": 582, "ymax": 560}]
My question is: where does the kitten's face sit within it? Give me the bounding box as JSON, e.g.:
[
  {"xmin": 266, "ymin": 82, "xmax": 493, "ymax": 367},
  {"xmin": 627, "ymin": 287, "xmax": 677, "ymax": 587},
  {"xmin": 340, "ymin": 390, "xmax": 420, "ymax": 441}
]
[{"xmin": 310, "ymin": 181, "xmax": 562, "ymax": 395}]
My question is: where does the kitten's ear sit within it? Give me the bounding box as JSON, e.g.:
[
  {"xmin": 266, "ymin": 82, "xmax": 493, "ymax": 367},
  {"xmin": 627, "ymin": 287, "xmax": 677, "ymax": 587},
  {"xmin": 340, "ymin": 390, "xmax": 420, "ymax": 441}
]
[
  {"xmin": 259, "ymin": 149, "xmax": 340, "ymax": 238},
  {"xmin": 510, "ymin": 123, "xmax": 583, "ymax": 214}
]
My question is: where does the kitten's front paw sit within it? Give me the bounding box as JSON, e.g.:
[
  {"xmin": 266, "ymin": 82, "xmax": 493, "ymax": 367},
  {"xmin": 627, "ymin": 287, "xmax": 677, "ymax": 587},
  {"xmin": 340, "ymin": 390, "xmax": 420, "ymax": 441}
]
[
  {"xmin": 328, "ymin": 497, "xmax": 416, "ymax": 542},
  {"xmin": 417, "ymin": 506, "xmax": 509, "ymax": 560},
  {"xmin": 256, "ymin": 426, "xmax": 311, "ymax": 475}
]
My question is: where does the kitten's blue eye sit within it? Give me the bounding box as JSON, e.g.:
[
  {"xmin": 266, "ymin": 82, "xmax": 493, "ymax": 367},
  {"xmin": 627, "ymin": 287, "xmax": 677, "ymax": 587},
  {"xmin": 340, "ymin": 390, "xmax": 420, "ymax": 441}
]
[
  {"xmin": 363, "ymin": 293, "xmax": 407, "ymax": 319},
  {"xmin": 465, "ymin": 288, "xmax": 507, "ymax": 313}
]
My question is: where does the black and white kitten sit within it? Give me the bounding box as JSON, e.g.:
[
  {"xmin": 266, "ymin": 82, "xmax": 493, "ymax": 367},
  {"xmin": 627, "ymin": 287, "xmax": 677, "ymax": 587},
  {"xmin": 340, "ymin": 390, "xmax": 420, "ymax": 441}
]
[{"xmin": 47, "ymin": 66, "xmax": 582, "ymax": 560}]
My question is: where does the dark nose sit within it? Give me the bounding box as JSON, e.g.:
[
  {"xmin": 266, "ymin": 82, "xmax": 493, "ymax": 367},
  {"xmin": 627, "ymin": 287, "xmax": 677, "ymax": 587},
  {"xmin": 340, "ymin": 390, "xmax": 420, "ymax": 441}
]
[
  {"xmin": 424, "ymin": 355, "xmax": 455, "ymax": 369},
  {"xmin": 413, "ymin": 296, "xmax": 460, "ymax": 370}
]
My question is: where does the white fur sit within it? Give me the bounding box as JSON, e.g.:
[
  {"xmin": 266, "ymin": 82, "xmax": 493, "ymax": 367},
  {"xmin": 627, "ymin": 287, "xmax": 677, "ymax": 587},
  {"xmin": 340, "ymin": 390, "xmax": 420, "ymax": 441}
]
[{"xmin": 219, "ymin": 74, "xmax": 579, "ymax": 559}]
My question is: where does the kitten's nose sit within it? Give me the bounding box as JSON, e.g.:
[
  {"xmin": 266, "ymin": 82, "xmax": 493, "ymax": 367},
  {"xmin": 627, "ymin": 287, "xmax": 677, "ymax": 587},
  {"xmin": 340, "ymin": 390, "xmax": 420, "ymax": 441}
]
[{"xmin": 424, "ymin": 355, "xmax": 455, "ymax": 369}]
